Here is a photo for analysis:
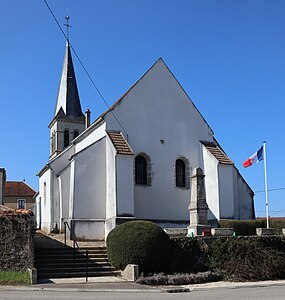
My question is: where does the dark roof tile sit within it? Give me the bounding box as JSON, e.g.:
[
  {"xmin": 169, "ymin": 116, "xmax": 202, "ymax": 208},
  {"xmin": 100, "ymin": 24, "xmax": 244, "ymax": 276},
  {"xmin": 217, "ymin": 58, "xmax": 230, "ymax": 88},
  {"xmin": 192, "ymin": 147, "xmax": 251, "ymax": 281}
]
[{"xmin": 107, "ymin": 131, "xmax": 133, "ymax": 155}]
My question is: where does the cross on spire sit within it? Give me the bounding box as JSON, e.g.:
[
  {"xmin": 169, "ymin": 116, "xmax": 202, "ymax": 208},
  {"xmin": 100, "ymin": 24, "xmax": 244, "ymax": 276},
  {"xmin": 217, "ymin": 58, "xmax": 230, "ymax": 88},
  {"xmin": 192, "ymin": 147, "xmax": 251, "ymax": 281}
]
[{"xmin": 64, "ymin": 15, "xmax": 72, "ymax": 41}]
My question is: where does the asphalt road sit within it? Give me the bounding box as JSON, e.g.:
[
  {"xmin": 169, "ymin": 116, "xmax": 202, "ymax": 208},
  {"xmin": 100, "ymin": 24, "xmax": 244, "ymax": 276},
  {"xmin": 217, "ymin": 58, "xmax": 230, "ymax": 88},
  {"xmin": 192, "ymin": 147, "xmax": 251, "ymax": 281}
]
[{"xmin": 1, "ymin": 285, "xmax": 285, "ymax": 300}]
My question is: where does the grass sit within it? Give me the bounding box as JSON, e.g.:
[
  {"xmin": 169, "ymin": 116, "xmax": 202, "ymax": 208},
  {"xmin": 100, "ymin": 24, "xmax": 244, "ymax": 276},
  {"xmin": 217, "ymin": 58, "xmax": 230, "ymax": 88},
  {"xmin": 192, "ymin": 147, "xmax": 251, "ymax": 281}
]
[{"xmin": 0, "ymin": 271, "xmax": 30, "ymax": 285}]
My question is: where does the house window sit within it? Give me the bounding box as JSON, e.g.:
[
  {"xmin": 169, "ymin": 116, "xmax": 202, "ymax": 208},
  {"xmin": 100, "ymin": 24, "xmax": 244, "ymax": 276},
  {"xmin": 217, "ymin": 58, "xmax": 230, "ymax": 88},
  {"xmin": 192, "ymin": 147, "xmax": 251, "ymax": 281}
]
[
  {"xmin": 73, "ymin": 130, "xmax": 79, "ymax": 139},
  {"xmin": 18, "ymin": 199, "xmax": 26, "ymax": 209},
  {"xmin": 64, "ymin": 130, "xmax": 69, "ymax": 148},
  {"xmin": 176, "ymin": 159, "xmax": 186, "ymax": 187},
  {"xmin": 135, "ymin": 155, "xmax": 147, "ymax": 185}
]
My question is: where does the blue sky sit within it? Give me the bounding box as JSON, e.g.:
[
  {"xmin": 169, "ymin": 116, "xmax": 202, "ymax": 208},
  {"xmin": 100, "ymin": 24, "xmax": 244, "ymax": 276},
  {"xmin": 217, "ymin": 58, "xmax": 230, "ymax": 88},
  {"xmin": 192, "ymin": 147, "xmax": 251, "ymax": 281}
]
[{"xmin": 1, "ymin": 0, "xmax": 285, "ymax": 217}]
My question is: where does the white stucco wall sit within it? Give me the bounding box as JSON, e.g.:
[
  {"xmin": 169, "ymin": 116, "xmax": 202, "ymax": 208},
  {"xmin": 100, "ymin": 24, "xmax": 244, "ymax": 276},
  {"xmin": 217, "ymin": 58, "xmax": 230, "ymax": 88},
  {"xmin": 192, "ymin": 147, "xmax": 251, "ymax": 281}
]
[
  {"xmin": 75, "ymin": 122, "xmax": 106, "ymax": 154},
  {"xmin": 106, "ymin": 136, "xmax": 116, "ymax": 219},
  {"xmin": 52, "ymin": 174, "xmax": 60, "ymax": 229},
  {"xmin": 72, "ymin": 219, "xmax": 105, "ymax": 241},
  {"xmin": 235, "ymin": 168, "xmax": 255, "ymax": 219},
  {"xmin": 202, "ymin": 146, "xmax": 220, "ymax": 220},
  {"xmin": 218, "ymin": 165, "xmax": 234, "ymax": 219},
  {"xmin": 104, "ymin": 59, "xmax": 214, "ymax": 222},
  {"xmin": 57, "ymin": 165, "xmax": 71, "ymax": 231},
  {"xmin": 38, "ymin": 169, "xmax": 52, "ymax": 233},
  {"xmin": 73, "ymin": 137, "xmax": 106, "ymax": 219},
  {"xmin": 116, "ymin": 155, "xmax": 134, "ymax": 217}
]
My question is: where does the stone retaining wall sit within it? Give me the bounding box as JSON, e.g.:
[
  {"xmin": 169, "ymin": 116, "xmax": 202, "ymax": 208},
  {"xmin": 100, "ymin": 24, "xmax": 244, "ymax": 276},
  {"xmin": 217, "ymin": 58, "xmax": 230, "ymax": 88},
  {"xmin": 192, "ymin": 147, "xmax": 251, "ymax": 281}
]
[{"xmin": 0, "ymin": 210, "xmax": 35, "ymax": 271}]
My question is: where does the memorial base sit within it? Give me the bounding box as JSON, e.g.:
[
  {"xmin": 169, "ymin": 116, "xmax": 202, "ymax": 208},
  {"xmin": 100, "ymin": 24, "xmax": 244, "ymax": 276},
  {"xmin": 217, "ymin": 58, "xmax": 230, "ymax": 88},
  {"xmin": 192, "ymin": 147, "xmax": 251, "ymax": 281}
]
[{"xmin": 187, "ymin": 224, "xmax": 211, "ymax": 237}]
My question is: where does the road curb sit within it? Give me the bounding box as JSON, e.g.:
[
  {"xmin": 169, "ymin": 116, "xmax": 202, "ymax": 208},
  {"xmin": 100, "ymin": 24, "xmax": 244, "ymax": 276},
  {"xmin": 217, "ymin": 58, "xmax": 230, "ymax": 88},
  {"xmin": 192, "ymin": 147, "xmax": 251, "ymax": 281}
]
[{"xmin": 0, "ymin": 286, "xmax": 162, "ymax": 293}]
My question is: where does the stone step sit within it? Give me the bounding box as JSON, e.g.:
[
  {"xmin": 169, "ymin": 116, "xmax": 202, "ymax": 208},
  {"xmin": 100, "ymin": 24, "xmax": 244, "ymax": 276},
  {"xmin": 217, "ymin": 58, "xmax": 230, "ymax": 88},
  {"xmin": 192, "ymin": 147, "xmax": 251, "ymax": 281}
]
[
  {"xmin": 36, "ymin": 252, "xmax": 107, "ymax": 259},
  {"xmin": 38, "ymin": 265, "xmax": 116, "ymax": 274},
  {"xmin": 37, "ymin": 270, "xmax": 121, "ymax": 279},
  {"xmin": 36, "ymin": 261, "xmax": 110, "ymax": 268},
  {"xmin": 36, "ymin": 247, "xmax": 107, "ymax": 252},
  {"xmin": 35, "ymin": 245, "xmax": 116, "ymax": 280}
]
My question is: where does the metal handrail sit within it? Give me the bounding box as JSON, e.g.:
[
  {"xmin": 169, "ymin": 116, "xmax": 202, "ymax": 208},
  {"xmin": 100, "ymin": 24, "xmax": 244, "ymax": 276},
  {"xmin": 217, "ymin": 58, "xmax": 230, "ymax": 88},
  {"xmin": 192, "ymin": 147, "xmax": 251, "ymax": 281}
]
[
  {"xmin": 63, "ymin": 221, "xmax": 79, "ymax": 248},
  {"xmin": 63, "ymin": 221, "xmax": 89, "ymax": 281},
  {"xmin": 86, "ymin": 249, "xmax": 89, "ymax": 282}
]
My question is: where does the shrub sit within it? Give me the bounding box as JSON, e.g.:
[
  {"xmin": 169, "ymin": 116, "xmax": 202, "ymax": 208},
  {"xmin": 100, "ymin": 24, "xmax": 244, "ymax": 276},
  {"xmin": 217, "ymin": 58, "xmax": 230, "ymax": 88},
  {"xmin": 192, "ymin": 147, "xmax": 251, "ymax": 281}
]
[
  {"xmin": 106, "ymin": 221, "xmax": 172, "ymax": 274},
  {"xmin": 219, "ymin": 219, "xmax": 285, "ymax": 235},
  {"xmin": 218, "ymin": 220, "xmax": 265, "ymax": 236},
  {"xmin": 170, "ymin": 237, "xmax": 209, "ymax": 273},
  {"xmin": 208, "ymin": 236, "xmax": 285, "ymax": 281},
  {"xmin": 268, "ymin": 219, "xmax": 285, "ymax": 235},
  {"xmin": 136, "ymin": 271, "xmax": 222, "ymax": 285}
]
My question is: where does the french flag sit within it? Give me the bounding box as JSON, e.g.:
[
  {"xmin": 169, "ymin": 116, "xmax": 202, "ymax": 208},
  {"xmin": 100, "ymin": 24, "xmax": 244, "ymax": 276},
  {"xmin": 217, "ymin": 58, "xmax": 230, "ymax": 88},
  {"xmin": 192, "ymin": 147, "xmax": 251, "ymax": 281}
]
[{"xmin": 243, "ymin": 146, "xmax": 264, "ymax": 168}]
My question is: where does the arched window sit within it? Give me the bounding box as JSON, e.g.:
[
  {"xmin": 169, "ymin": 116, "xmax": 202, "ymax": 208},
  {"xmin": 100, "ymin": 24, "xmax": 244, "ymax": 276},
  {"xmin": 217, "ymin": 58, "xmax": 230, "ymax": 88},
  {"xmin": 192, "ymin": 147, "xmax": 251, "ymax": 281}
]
[
  {"xmin": 73, "ymin": 130, "xmax": 79, "ymax": 139},
  {"xmin": 64, "ymin": 130, "xmax": 69, "ymax": 148},
  {"xmin": 135, "ymin": 155, "xmax": 147, "ymax": 185},
  {"xmin": 176, "ymin": 159, "xmax": 186, "ymax": 187}
]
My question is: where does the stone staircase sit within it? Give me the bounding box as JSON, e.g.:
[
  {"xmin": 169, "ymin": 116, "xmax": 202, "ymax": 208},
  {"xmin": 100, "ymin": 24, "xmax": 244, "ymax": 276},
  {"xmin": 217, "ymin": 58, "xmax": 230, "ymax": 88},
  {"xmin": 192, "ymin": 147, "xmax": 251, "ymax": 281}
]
[{"xmin": 35, "ymin": 232, "xmax": 120, "ymax": 279}]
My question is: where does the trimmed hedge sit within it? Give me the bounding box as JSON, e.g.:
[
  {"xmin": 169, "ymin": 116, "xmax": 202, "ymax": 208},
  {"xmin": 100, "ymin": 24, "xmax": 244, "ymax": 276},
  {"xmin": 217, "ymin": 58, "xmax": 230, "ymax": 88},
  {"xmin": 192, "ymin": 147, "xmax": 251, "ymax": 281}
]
[
  {"xmin": 171, "ymin": 237, "xmax": 209, "ymax": 273},
  {"xmin": 218, "ymin": 220, "xmax": 265, "ymax": 236},
  {"xmin": 219, "ymin": 219, "xmax": 285, "ymax": 235},
  {"xmin": 106, "ymin": 221, "xmax": 172, "ymax": 274},
  {"xmin": 208, "ymin": 236, "xmax": 285, "ymax": 281}
]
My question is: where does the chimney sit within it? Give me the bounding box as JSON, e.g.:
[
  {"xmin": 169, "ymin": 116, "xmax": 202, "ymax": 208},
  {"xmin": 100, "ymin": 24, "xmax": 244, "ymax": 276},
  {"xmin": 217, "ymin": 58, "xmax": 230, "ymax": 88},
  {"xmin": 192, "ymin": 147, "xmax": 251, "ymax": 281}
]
[
  {"xmin": 85, "ymin": 109, "xmax": 91, "ymax": 129},
  {"xmin": 0, "ymin": 168, "xmax": 6, "ymax": 205}
]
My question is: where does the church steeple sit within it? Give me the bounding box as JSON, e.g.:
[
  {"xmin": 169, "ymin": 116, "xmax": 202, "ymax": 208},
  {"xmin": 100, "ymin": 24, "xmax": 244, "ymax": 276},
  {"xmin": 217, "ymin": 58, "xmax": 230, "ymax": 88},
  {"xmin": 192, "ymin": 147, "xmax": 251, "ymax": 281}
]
[
  {"xmin": 49, "ymin": 17, "xmax": 85, "ymax": 159},
  {"xmin": 54, "ymin": 40, "xmax": 84, "ymax": 120}
]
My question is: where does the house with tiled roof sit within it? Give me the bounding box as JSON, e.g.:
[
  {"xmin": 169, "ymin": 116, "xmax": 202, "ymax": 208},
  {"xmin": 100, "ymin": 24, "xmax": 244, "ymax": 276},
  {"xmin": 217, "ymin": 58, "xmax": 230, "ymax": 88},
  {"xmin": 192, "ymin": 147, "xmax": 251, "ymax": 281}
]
[
  {"xmin": 0, "ymin": 168, "xmax": 36, "ymax": 210},
  {"xmin": 4, "ymin": 181, "xmax": 36, "ymax": 210},
  {"xmin": 37, "ymin": 40, "xmax": 255, "ymax": 240}
]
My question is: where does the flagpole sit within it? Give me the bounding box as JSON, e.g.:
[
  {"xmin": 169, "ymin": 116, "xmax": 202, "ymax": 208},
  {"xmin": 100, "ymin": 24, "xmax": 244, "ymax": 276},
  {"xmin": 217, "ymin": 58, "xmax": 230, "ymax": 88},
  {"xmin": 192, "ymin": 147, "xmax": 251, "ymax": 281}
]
[{"xmin": 263, "ymin": 141, "xmax": 269, "ymax": 229}]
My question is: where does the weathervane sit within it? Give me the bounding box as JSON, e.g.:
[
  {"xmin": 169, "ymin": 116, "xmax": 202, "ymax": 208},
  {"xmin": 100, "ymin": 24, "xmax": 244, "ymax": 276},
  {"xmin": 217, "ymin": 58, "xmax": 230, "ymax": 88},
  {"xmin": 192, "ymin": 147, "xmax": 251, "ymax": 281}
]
[{"xmin": 64, "ymin": 15, "xmax": 72, "ymax": 41}]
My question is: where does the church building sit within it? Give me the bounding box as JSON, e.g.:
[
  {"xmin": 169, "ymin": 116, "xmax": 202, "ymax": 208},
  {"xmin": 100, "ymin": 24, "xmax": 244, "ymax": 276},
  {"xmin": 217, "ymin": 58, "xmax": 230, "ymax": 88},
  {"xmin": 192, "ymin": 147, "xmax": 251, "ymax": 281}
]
[{"xmin": 37, "ymin": 40, "xmax": 255, "ymax": 240}]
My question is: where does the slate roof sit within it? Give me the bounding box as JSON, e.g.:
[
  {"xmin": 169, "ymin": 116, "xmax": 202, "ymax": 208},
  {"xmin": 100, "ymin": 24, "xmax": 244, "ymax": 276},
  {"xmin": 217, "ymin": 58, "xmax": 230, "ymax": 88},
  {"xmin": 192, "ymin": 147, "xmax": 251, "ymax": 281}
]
[
  {"xmin": 5, "ymin": 181, "xmax": 37, "ymax": 197},
  {"xmin": 53, "ymin": 41, "xmax": 84, "ymax": 120},
  {"xmin": 107, "ymin": 131, "xmax": 133, "ymax": 155},
  {"xmin": 202, "ymin": 141, "xmax": 233, "ymax": 165}
]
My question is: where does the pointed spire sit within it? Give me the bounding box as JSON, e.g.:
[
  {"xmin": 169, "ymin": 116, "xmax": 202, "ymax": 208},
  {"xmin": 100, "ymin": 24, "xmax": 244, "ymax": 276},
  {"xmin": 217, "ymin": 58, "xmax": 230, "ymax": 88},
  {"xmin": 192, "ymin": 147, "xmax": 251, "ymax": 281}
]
[{"xmin": 54, "ymin": 22, "xmax": 84, "ymax": 120}]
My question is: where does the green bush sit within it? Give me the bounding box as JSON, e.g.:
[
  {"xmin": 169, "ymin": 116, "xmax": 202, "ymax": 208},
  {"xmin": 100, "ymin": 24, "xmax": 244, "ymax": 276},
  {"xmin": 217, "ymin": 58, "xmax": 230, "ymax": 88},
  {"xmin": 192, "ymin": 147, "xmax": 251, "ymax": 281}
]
[
  {"xmin": 106, "ymin": 221, "xmax": 172, "ymax": 274},
  {"xmin": 268, "ymin": 219, "xmax": 285, "ymax": 235},
  {"xmin": 208, "ymin": 236, "xmax": 285, "ymax": 281},
  {"xmin": 171, "ymin": 237, "xmax": 209, "ymax": 273},
  {"xmin": 218, "ymin": 220, "xmax": 265, "ymax": 236},
  {"xmin": 219, "ymin": 219, "xmax": 285, "ymax": 235}
]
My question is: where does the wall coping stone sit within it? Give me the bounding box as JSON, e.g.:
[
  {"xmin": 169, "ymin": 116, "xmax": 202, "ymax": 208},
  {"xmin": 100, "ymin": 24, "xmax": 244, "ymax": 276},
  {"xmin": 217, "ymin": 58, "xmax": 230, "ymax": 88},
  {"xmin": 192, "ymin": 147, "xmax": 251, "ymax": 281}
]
[
  {"xmin": 211, "ymin": 228, "xmax": 234, "ymax": 236},
  {"xmin": 256, "ymin": 228, "xmax": 274, "ymax": 236}
]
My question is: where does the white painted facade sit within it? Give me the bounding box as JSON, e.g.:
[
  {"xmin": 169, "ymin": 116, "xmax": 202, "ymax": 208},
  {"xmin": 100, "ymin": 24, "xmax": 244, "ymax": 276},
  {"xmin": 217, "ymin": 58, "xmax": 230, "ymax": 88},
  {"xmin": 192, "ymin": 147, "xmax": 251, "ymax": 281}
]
[{"xmin": 37, "ymin": 58, "xmax": 255, "ymax": 240}]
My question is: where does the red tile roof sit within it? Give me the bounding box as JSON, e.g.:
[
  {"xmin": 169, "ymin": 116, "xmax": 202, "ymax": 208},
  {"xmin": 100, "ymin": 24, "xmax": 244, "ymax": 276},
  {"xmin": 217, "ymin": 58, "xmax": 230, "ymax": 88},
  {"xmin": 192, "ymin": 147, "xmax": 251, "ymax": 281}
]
[
  {"xmin": 107, "ymin": 131, "xmax": 133, "ymax": 155},
  {"xmin": 202, "ymin": 141, "xmax": 233, "ymax": 165},
  {"xmin": 4, "ymin": 181, "xmax": 36, "ymax": 197}
]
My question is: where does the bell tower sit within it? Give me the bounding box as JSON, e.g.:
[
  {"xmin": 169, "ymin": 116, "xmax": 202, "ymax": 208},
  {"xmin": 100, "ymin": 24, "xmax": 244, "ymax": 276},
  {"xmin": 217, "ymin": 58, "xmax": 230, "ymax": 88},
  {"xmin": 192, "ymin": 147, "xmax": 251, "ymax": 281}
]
[{"xmin": 49, "ymin": 16, "xmax": 85, "ymax": 159}]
